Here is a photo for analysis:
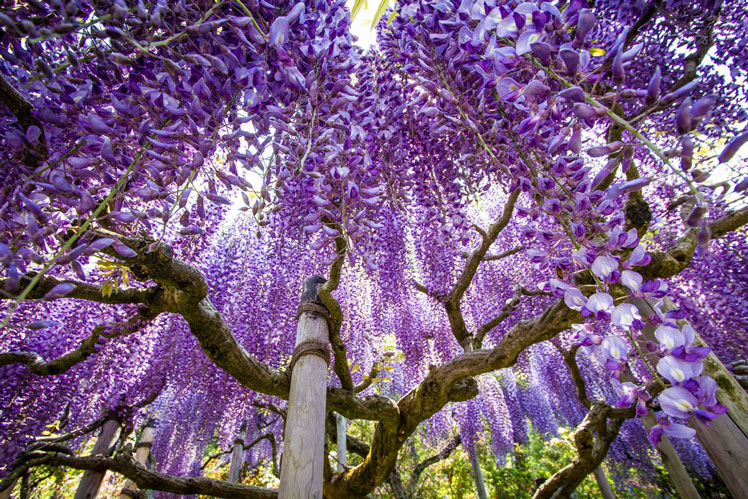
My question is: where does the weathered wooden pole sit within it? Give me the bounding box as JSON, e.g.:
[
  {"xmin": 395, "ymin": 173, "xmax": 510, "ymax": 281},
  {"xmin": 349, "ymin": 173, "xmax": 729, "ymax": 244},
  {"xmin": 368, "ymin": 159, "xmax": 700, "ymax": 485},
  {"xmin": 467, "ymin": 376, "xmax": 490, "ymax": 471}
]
[
  {"xmin": 279, "ymin": 276, "xmax": 330, "ymax": 499},
  {"xmin": 629, "ymin": 298, "xmax": 748, "ymax": 496},
  {"xmin": 119, "ymin": 419, "xmax": 156, "ymax": 499},
  {"xmin": 335, "ymin": 414, "xmax": 347, "ymax": 472},
  {"xmin": 691, "ymin": 414, "xmax": 748, "ymax": 498},
  {"xmin": 228, "ymin": 421, "xmax": 247, "ymax": 483},
  {"xmin": 592, "ymin": 466, "xmax": 615, "ymax": 499},
  {"xmin": 74, "ymin": 416, "xmax": 121, "ymax": 499}
]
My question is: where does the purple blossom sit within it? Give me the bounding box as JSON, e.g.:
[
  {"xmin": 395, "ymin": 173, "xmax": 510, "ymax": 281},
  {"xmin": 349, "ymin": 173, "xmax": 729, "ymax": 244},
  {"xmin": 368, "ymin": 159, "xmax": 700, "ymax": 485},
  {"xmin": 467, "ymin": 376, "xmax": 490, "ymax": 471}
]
[
  {"xmin": 658, "ymin": 378, "xmax": 727, "ymax": 424},
  {"xmin": 624, "ymin": 245, "xmax": 651, "ymax": 267},
  {"xmin": 648, "ymin": 417, "xmax": 696, "ymax": 446},
  {"xmin": 598, "ymin": 335, "xmax": 629, "ymax": 373},
  {"xmin": 582, "ymin": 292, "xmax": 614, "ymax": 320},
  {"xmin": 621, "ymin": 270, "xmax": 642, "ymax": 293},
  {"xmin": 611, "ymin": 303, "xmax": 643, "ymax": 329},
  {"xmin": 564, "ymin": 287, "xmax": 587, "ymax": 311},
  {"xmin": 657, "ymin": 356, "xmax": 703, "ymax": 385},
  {"xmin": 573, "ymin": 324, "xmax": 602, "ymax": 348},
  {"xmin": 591, "ymin": 255, "xmax": 619, "ymax": 281},
  {"xmin": 611, "ymin": 379, "xmax": 650, "ymax": 417}
]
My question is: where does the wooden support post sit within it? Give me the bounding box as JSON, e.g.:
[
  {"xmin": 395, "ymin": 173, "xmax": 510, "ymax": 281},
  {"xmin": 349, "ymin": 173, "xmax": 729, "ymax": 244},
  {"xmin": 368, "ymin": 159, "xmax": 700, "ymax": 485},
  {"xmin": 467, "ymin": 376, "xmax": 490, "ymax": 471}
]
[
  {"xmin": 335, "ymin": 414, "xmax": 347, "ymax": 472},
  {"xmin": 119, "ymin": 419, "xmax": 156, "ymax": 499},
  {"xmin": 74, "ymin": 417, "xmax": 121, "ymax": 499},
  {"xmin": 691, "ymin": 414, "xmax": 748, "ymax": 498},
  {"xmin": 592, "ymin": 466, "xmax": 615, "ymax": 499},
  {"xmin": 228, "ymin": 422, "xmax": 247, "ymax": 483},
  {"xmin": 279, "ymin": 276, "xmax": 330, "ymax": 499}
]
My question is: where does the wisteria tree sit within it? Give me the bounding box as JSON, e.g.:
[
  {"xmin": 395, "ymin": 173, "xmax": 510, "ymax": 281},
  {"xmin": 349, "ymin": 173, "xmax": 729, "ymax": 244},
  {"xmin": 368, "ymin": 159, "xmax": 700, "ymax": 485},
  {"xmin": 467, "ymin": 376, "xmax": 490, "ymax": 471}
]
[{"xmin": 1, "ymin": 0, "xmax": 748, "ymax": 497}]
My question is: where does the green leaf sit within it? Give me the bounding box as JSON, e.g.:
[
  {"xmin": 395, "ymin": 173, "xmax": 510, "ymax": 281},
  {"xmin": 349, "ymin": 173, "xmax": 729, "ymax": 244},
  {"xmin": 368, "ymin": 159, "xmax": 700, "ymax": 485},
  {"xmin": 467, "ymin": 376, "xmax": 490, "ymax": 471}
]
[
  {"xmin": 350, "ymin": 0, "xmax": 366, "ymax": 21},
  {"xmin": 371, "ymin": 0, "xmax": 390, "ymax": 29},
  {"xmin": 351, "ymin": 363, "xmax": 360, "ymax": 373}
]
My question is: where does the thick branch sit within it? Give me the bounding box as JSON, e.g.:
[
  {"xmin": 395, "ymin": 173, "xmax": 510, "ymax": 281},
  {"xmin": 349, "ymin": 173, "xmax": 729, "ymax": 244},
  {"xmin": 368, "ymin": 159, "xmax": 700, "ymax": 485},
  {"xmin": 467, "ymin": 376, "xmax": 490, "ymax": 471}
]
[
  {"xmin": 447, "ymin": 190, "xmax": 520, "ymax": 347},
  {"xmin": 474, "ymin": 286, "xmax": 550, "ymax": 346},
  {"xmin": 533, "ymin": 403, "xmax": 627, "ymax": 499},
  {"xmin": 318, "ymin": 232, "xmax": 354, "ymax": 391},
  {"xmin": 556, "ymin": 344, "xmax": 591, "ymax": 409},
  {"xmin": 93, "ymin": 230, "xmax": 291, "ymax": 399},
  {"xmin": 0, "ymin": 274, "xmax": 158, "ymax": 306},
  {"xmin": 640, "ymin": 205, "xmax": 748, "ymax": 280},
  {"xmin": 2, "ymin": 452, "xmax": 276, "ymax": 499},
  {"xmin": 0, "ymin": 313, "xmax": 152, "ymax": 376},
  {"xmin": 466, "ymin": 246, "xmax": 523, "ymax": 261}
]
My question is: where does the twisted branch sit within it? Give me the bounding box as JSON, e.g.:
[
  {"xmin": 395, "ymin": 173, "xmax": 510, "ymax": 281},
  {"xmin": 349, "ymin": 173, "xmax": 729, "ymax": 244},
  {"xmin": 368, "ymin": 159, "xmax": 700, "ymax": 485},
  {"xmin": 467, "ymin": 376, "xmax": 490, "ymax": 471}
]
[
  {"xmin": 0, "ymin": 451, "xmax": 277, "ymax": 499},
  {"xmin": 0, "ymin": 313, "xmax": 152, "ymax": 376}
]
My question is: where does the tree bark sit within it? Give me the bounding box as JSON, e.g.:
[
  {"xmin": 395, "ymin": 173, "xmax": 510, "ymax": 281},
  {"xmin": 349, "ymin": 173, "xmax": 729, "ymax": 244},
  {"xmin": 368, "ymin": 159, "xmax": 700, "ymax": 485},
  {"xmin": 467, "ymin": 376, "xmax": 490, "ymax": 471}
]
[
  {"xmin": 74, "ymin": 417, "xmax": 121, "ymax": 499},
  {"xmin": 279, "ymin": 277, "xmax": 330, "ymax": 499},
  {"xmin": 592, "ymin": 466, "xmax": 615, "ymax": 499},
  {"xmin": 0, "ymin": 478, "xmax": 18, "ymax": 499},
  {"xmin": 228, "ymin": 422, "xmax": 247, "ymax": 483}
]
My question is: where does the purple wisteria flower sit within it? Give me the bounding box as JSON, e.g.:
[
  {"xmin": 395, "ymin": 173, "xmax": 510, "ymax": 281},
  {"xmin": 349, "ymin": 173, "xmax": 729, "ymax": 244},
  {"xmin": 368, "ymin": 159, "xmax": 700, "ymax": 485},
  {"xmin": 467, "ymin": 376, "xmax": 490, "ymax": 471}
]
[
  {"xmin": 624, "ymin": 245, "xmax": 652, "ymax": 268},
  {"xmin": 591, "ymin": 255, "xmax": 620, "ymax": 282},
  {"xmin": 648, "ymin": 417, "xmax": 696, "ymax": 446},
  {"xmin": 657, "ymin": 356, "xmax": 703, "ymax": 385},
  {"xmin": 597, "ymin": 335, "xmax": 629, "ymax": 375},
  {"xmin": 611, "ymin": 303, "xmax": 644, "ymax": 329},
  {"xmin": 604, "ymin": 227, "xmax": 639, "ymax": 252},
  {"xmin": 611, "ymin": 378, "xmax": 651, "ymax": 417},
  {"xmin": 655, "ymin": 324, "xmax": 710, "ymax": 361},
  {"xmin": 573, "ymin": 324, "xmax": 602, "ymax": 348},
  {"xmin": 564, "ymin": 287, "xmax": 587, "ymax": 310},
  {"xmin": 581, "ymin": 292, "xmax": 614, "ymax": 320},
  {"xmin": 621, "ymin": 270, "xmax": 642, "ymax": 294},
  {"xmin": 658, "ymin": 377, "xmax": 727, "ymax": 424}
]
